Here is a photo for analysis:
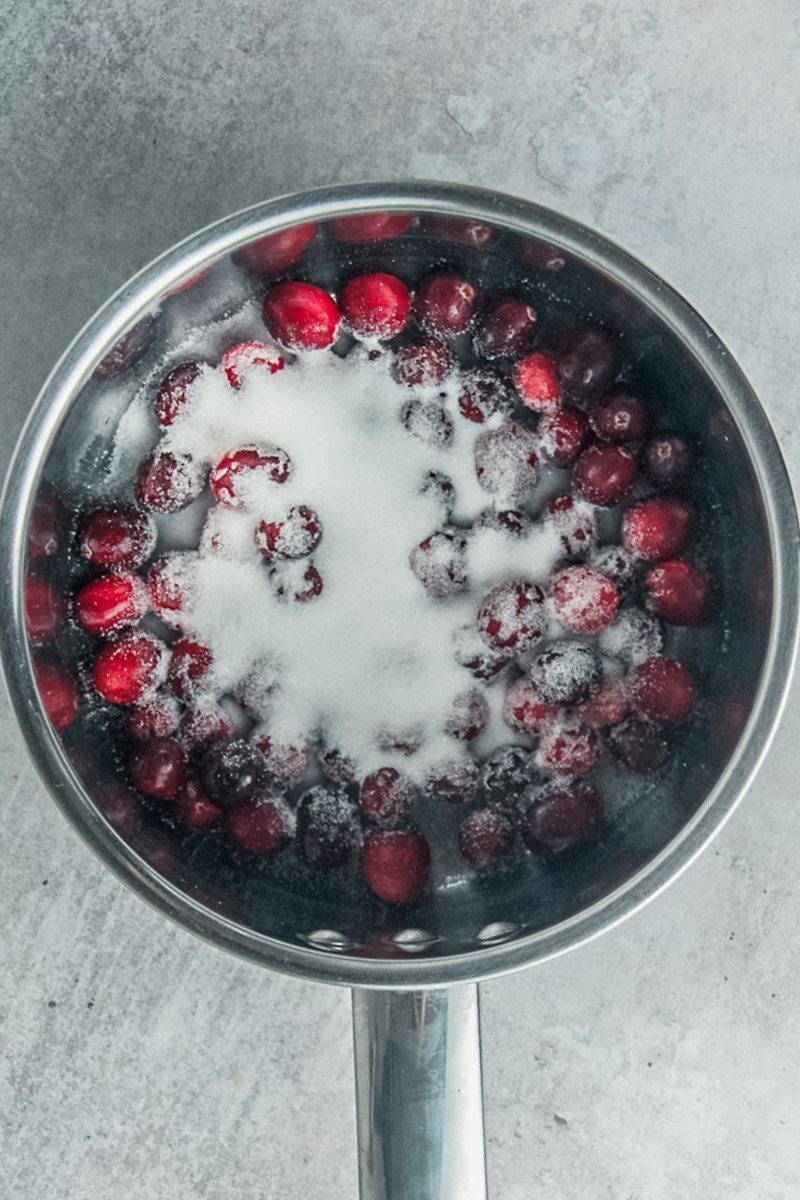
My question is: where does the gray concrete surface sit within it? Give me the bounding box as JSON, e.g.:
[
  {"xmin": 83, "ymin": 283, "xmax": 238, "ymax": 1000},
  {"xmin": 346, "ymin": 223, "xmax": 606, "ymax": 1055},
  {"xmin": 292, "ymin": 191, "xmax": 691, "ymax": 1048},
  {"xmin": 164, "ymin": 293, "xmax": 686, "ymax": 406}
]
[{"xmin": 2, "ymin": 1, "xmax": 800, "ymax": 1196}]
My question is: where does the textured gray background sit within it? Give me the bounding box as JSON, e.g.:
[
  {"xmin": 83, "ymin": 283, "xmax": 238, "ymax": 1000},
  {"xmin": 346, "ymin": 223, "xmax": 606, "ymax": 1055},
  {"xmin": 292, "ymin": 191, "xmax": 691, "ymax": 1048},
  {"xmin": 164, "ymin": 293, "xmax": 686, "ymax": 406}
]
[{"xmin": 2, "ymin": 1, "xmax": 800, "ymax": 1197}]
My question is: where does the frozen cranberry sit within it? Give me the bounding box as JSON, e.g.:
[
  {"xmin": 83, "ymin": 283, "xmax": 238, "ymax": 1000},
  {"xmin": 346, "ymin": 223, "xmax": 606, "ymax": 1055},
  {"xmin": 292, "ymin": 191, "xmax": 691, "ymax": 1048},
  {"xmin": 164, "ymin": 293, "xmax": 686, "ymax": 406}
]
[
  {"xmin": 400, "ymin": 397, "xmax": 454, "ymax": 447},
  {"xmin": 174, "ymin": 777, "xmax": 222, "ymax": 828},
  {"xmin": 263, "ymin": 281, "xmax": 341, "ymax": 350},
  {"xmin": 608, "ymin": 715, "xmax": 667, "ymax": 773},
  {"xmin": 452, "ymin": 624, "xmax": 510, "ymax": 682},
  {"xmin": 588, "ymin": 545, "xmax": 638, "ymax": 598},
  {"xmin": 210, "ymin": 444, "xmax": 292, "ymax": 510},
  {"xmin": 131, "ymin": 736, "xmax": 186, "ymax": 799},
  {"xmin": 420, "ymin": 470, "xmax": 455, "ymax": 514},
  {"xmin": 376, "ymin": 726, "xmax": 424, "ymax": 757},
  {"xmin": 481, "ymin": 744, "xmax": 535, "ymax": 808},
  {"xmin": 415, "ymin": 272, "xmax": 478, "ymax": 338},
  {"xmin": 147, "ymin": 553, "xmax": 197, "ymax": 624},
  {"xmin": 475, "ymin": 508, "xmax": 531, "ymax": 538},
  {"xmin": 394, "ymin": 339, "xmax": 455, "ymax": 387},
  {"xmin": 458, "ymin": 808, "xmax": 514, "ymax": 868},
  {"xmin": 27, "ymin": 483, "xmax": 65, "ymax": 560},
  {"xmin": 167, "ymin": 639, "xmax": 213, "ymax": 700},
  {"xmin": 536, "ymin": 719, "xmax": 599, "ymax": 776},
  {"xmin": 550, "ymin": 565, "xmax": 618, "ymax": 633},
  {"xmin": 425, "ymin": 214, "xmax": 492, "ymax": 247},
  {"xmin": 94, "ymin": 781, "xmax": 140, "ymax": 837},
  {"xmin": 269, "ymin": 560, "xmax": 324, "ymax": 603},
  {"xmin": 33, "ymin": 658, "xmax": 79, "ymax": 731},
  {"xmin": 131, "ymin": 828, "xmax": 176, "ymax": 875},
  {"xmin": 633, "ymin": 656, "xmax": 696, "ymax": 723},
  {"xmin": 233, "ymin": 222, "xmax": 316, "ymax": 274},
  {"xmin": 251, "ymin": 731, "xmax": 309, "ymax": 787},
  {"xmin": 514, "ymin": 352, "xmax": 563, "ymax": 414},
  {"xmin": 341, "ymin": 273, "xmax": 410, "ymax": 339},
  {"xmin": 79, "ymin": 504, "xmax": 156, "ymax": 570},
  {"xmin": 588, "ymin": 391, "xmax": 648, "ymax": 444},
  {"xmin": 330, "ymin": 212, "xmax": 412, "ymax": 243},
  {"xmin": 228, "ymin": 801, "xmax": 290, "ymax": 856},
  {"xmin": 93, "ymin": 315, "xmax": 156, "ymax": 381},
  {"xmin": 154, "ymin": 360, "xmax": 202, "ymax": 425},
  {"xmin": 457, "ymin": 370, "xmax": 512, "ymax": 424},
  {"xmin": 361, "ymin": 828, "xmax": 430, "ymax": 904},
  {"xmin": 537, "ymin": 408, "xmax": 589, "ymax": 467},
  {"xmin": 177, "ymin": 703, "xmax": 232, "ymax": 751},
  {"xmin": 474, "ymin": 421, "xmax": 539, "ymax": 502},
  {"xmin": 557, "ymin": 327, "xmax": 616, "ymax": 395},
  {"xmin": 578, "ymin": 676, "xmax": 628, "ymax": 727},
  {"xmin": 255, "ymin": 505, "xmax": 322, "ymax": 560},
  {"xmin": 410, "ymin": 528, "xmax": 467, "ymax": 598},
  {"xmin": 545, "ymin": 495, "xmax": 598, "ymax": 558},
  {"xmin": 474, "ymin": 297, "xmax": 537, "ymax": 360},
  {"xmin": 446, "ymin": 690, "xmax": 489, "ymax": 741},
  {"xmin": 129, "ymin": 695, "xmax": 180, "ymax": 741},
  {"xmin": 425, "ymin": 756, "xmax": 480, "ymax": 803},
  {"xmin": 643, "ymin": 435, "xmax": 692, "ymax": 486},
  {"xmin": 573, "ymin": 444, "xmax": 637, "ymax": 507},
  {"xmin": 218, "ymin": 341, "xmax": 284, "ymax": 390},
  {"xmin": 92, "ymin": 635, "xmax": 165, "ymax": 704},
  {"xmin": 319, "ymin": 746, "xmax": 357, "ymax": 784},
  {"xmin": 477, "ymin": 580, "xmax": 546, "ymax": 653},
  {"xmin": 297, "ymin": 787, "xmax": 358, "ymax": 868},
  {"xmin": 201, "ymin": 739, "xmax": 267, "ymax": 808},
  {"xmin": 134, "ymin": 450, "xmax": 202, "ymax": 513},
  {"xmin": 599, "ymin": 607, "xmax": 664, "ymax": 666},
  {"xmin": 24, "ymin": 574, "xmax": 62, "ymax": 644},
  {"xmin": 519, "ymin": 237, "xmax": 566, "ymax": 270},
  {"xmin": 521, "ymin": 784, "xmax": 603, "ymax": 852},
  {"xmin": 623, "ymin": 497, "xmax": 694, "ymax": 561},
  {"xmin": 502, "ymin": 677, "xmax": 557, "ymax": 734},
  {"xmin": 644, "ymin": 559, "xmax": 708, "ymax": 625},
  {"xmin": 530, "ymin": 641, "xmax": 602, "ymax": 705},
  {"xmin": 74, "ymin": 572, "xmax": 148, "ymax": 637},
  {"xmin": 359, "ymin": 767, "xmax": 414, "ymax": 827}
]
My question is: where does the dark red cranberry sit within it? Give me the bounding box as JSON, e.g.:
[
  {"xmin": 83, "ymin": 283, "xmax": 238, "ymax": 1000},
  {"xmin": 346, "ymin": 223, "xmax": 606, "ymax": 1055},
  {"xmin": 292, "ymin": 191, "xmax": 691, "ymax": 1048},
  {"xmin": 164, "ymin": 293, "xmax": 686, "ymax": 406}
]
[
  {"xmin": 643, "ymin": 435, "xmax": 692, "ymax": 486},
  {"xmin": 201, "ymin": 739, "xmax": 267, "ymax": 808},
  {"xmin": 521, "ymin": 784, "xmax": 603, "ymax": 852},
  {"xmin": 573, "ymin": 444, "xmax": 637, "ymax": 507},
  {"xmin": 131, "ymin": 736, "xmax": 186, "ymax": 799},
  {"xmin": 359, "ymin": 767, "xmax": 414, "ymax": 827},
  {"xmin": 27, "ymin": 482, "xmax": 65, "ymax": 560},
  {"xmin": 425, "ymin": 756, "xmax": 480, "ymax": 803},
  {"xmin": 623, "ymin": 497, "xmax": 694, "ymax": 561},
  {"xmin": 419, "ymin": 470, "xmax": 455, "ymax": 514},
  {"xmin": 481, "ymin": 745, "xmax": 535, "ymax": 808},
  {"xmin": 536, "ymin": 720, "xmax": 599, "ymax": 776},
  {"xmin": 425, "ymin": 214, "xmax": 492, "ymax": 247},
  {"xmin": 92, "ymin": 635, "xmax": 165, "ymax": 704},
  {"xmin": 537, "ymin": 408, "xmax": 589, "ymax": 466},
  {"xmin": 319, "ymin": 746, "xmax": 357, "ymax": 785},
  {"xmin": 255, "ymin": 505, "xmax": 322, "ymax": 560},
  {"xmin": 341, "ymin": 273, "xmax": 411, "ymax": 339},
  {"xmin": 330, "ymin": 212, "xmax": 412, "ymax": 243},
  {"xmin": 218, "ymin": 341, "xmax": 284, "ymax": 390},
  {"xmin": 400, "ymin": 397, "xmax": 454, "ymax": 447},
  {"xmin": 644, "ymin": 559, "xmax": 708, "ymax": 625},
  {"xmin": 474, "ymin": 422, "xmax": 539, "ymax": 501},
  {"xmin": 269, "ymin": 560, "xmax": 324, "ymax": 603},
  {"xmin": 415, "ymin": 272, "xmax": 478, "ymax": 338},
  {"xmin": 514, "ymin": 352, "xmax": 563, "ymax": 414},
  {"xmin": 167, "ymin": 639, "xmax": 213, "ymax": 700},
  {"xmin": 361, "ymin": 828, "xmax": 431, "ymax": 904},
  {"xmin": 228, "ymin": 801, "xmax": 290, "ymax": 855},
  {"xmin": 557, "ymin": 327, "xmax": 616, "ymax": 395},
  {"xmin": 475, "ymin": 508, "xmax": 531, "ymax": 538},
  {"xmin": 129, "ymin": 696, "xmax": 179, "ymax": 741},
  {"xmin": 474, "ymin": 297, "xmax": 537, "ymax": 359},
  {"xmin": 134, "ymin": 450, "xmax": 202, "ymax": 513},
  {"xmin": 233, "ymin": 222, "xmax": 316, "ymax": 274},
  {"xmin": 262, "ymin": 280, "xmax": 341, "ymax": 349},
  {"xmin": 251, "ymin": 731, "xmax": 309, "ymax": 786},
  {"xmin": 598, "ymin": 606, "xmax": 664, "ymax": 666},
  {"xmin": 550, "ymin": 565, "xmax": 618, "ymax": 633},
  {"xmin": 519, "ymin": 237, "xmax": 566, "ymax": 270},
  {"xmin": 177, "ymin": 702, "xmax": 231, "ymax": 751},
  {"xmin": 530, "ymin": 641, "xmax": 602, "ymax": 705},
  {"xmin": 94, "ymin": 780, "xmax": 140, "ymax": 836},
  {"xmin": 74, "ymin": 572, "xmax": 148, "ymax": 637},
  {"xmin": 457, "ymin": 370, "xmax": 512, "ymax": 424},
  {"xmin": 588, "ymin": 545, "xmax": 638, "ymax": 598},
  {"xmin": 174, "ymin": 777, "xmax": 222, "ymax": 828},
  {"xmin": 545, "ymin": 494, "xmax": 598, "ymax": 558},
  {"xmin": 608, "ymin": 715, "xmax": 667, "ymax": 772},
  {"xmin": 154, "ymin": 361, "xmax": 202, "ymax": 425},
  {"xmin": 410, "ymin": 528, "xmax": 467, "ymax": 598},
  {"xmin": 633, "ymin": 656, "xmax": 696, "ymax": 723},
  {"xmin": 34, "ymin": 658, "xmax": 79, "ymax": 731},
  {"xmin": 452, "ymin": 624, "xmax": 510, "ymax": 682},
  {"xmin": 477, "ymin": 580, "xmax": 546, "ymax": 653},
  {"xmin": 578, "ymin": 676, "xmax": 628, "ymax": 727},
  {"xmin": 147, "ymin": 553, "xmax": 196, "ymax": 623},
  {"xmin": 297, "ymin": 786, "xmax": 359, "ymax": 867},
  {"xmin": 93, "ymin": 315, "xmax": 156, "ymax": 381},
  {"xmin": 394, "ymin": 339, "xmax": 455, "ymax": 387},
  {"xmin": 502, "ymin": 678, "xmax": 557, "ymax": 734},
  {"xmin": 24, "ymin": 574, "xmax": 62, "ymax": 644},
  {"xmin": 588, "ymin": 391, "xmax": 648, "ymax": 444},
  {"xmin": 79, "ymin": 504, "xmax": 156, "ymax": 570},
  {"xmin": 458, "ymin": 808, "xmax": 514, "ymax": 868},
  {"xmin": 446, "ymin": 690, "xmax": 489, "ymax": 741},
  {"xmin": 210, "ymin": 444, "xmax": 292, "ymax": 510}
]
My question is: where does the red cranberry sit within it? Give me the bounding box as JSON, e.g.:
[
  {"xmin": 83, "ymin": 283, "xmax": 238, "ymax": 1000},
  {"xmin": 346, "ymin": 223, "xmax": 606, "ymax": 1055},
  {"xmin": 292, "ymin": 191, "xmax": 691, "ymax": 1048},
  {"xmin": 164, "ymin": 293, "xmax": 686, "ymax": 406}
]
[
  {"xmin": 550, "ymin": 565, "xmax": 618, "ymax": 633},
  {"xmin": 234, "ymin": 222, "xmax": 316, "ymax": 274},
  {"xmin": 297, "ymin": 786, "xmax": 359, "ymax": 867},
  {"xmin": 134, "ymin": 450, "xmax": 202, "ymax": 513},
  {"xmin": 92, "ymin": 635, "xmax": 165, "ymax": 704},
  {"xmin": 536, "ymin": 719, "xmax": 599, "ymax": 776},
  {"xmin": 521, "ymin": 784, "xmax": 603, "ymax": 852},
  {"xmin": 477, "ymin": 580, "xmax": 546, "ymax": 653},
  {"xmin": 269, "ymin": 560, "xmax": 324, "ymax": 603},
  {"xmin": 361, "ymin": 828, "xmax": 430, "ymax": 904},
  {"xmin": 218, "ymin": 341, "xmax": 284, "ymax": 390},
  {"xmin": 502, "ymin": 678, "xmax": 557, "ymax": 734},
  {"xmin": 457, "ymin": 369, "xmax": 512, "ymax": 424},
  {"xmin": 474, "ymin": 421, "xmax": 540, "ymax": 501},
  {"xmin": 519, "ymin": 237, "xmax": 566, "ymax": 270},
  {"xmin": 341, "ymin": 272, "xmax": 411, "ymax": 339},
  {"xmin": 420, "ymin": 470, "xmax": 455, "ymax": 514},
  {"xmin": 330, "ymin": 212, "xmax": 412, "ymax": 243},
  {"xmin": 452, "ymin": 624, "xmax": 510, "ymax": 683},
  {"xmin": 410, "ymin": 528, "xmax": 467, "ymax": 598},
  {"xmin": 27, "ymin": 483, "xmax": 65, "ymax": 560},
  {"xmin": 210, "ymin": 444, "xmax": 292, "ymax": 509},
  {"xmin": 74, "ymin": 572, "xmax": 148, "ymax": 637},
  {"xmin": 262, "ymin": 281, "xmax": 341, "ymax": 349},
  {"xmin": 201, "ymin": 739, "xmax": 267, "ymax": 807},
  {"xmin": 588, "ymin": 545, "xmax": 638, "ymax": 598},
  {"xmin": 633, "ymin": 656, "xmax": 696, "ymax": 723},
  {"xmin": 400, "ymin": 397, "xmax": 454, "ymax": 447},
  {"xmin": 573, "ymin": 444, "xmax": 637, "ymax": 507},
  {"xmin": 228, "ymin": 801, "xmax": 290, "ymax": 856},
  {"xmin": 93, "ymin": 315, "xmax": 156, "ymax": 381},
  {"xmin": 359, "ymin": 767, "xmax": 414, "ymax": 827},
  {"xmin": 415, "ymin": 272, "xmax": 478, "ymax": 337},
  {"xmin": 79, "ymin": 504, "xmax": 156, "ymax": 570},
  {"xmin": 129, "ymin": 696, "xmax": 180, "ymax": 741},
  {"xmin": 623, "ymin": 497, "xmax": 694, "ymax": 561},
  {"xmin": 537, "ymin": 408, "xmax": 589, "ymax": 467},
  {"xmin": 578, "ymin": 676, "xmax": 628, "ymax": 727},
  {"xmin": 394, "ymin": 339, "xmax": 455, "ymax": 387},
  {"xmin": 131, "ymin": 736, "xmax": 186, "ymax": 799},
  {"xmin": 177, "ymin": 703, "xmax": 232, "ymax": 751},
  {"xmin": 255, "ymin": 505, "xmax": 322, "ymax": 560},
  {"xmin": 588, "ymin": 391, "xmax": 648, "ymax": 444},
  {"xmin": 557, "ymin": 327, "xmax": 616, "ymax": 395},
  {"xmin": 425, "ymin": 214, "xmax": 492, "ymax": 247},
  {"xmin": 147, "ymin": 553, "xmax": 197, "ymax": 623},
  {"xmin": 530, "ymin": 641, "xmax": 602, "ymax": 705},
  {"xmin": 167, "ymin": 639, "xmax": 213, "ymax": 700},
  {"xmin": 446, "ymin": 690, "xmax": 489, "ymax": 741},
  {"xmin": 319, "ymin": 746, "xmax": 357, "ymax": 785},
  {"xmin": 33, "ymin": 658, "xmax": 79, "ymax": 731},
  {"xmin": 458, "ymin": 808, "xmax": 514, "ymax": 868},
  {"xmin": 598, "ymin": 607, "xmax": 664, "ymax": 666},
  {"xmin": 514, "ymin": 352, "xmax": 563, "ymax": 414},
  {"xmin": 608, "ymin": 715, "xmax": 667, "ymax": 772},
  {"xmin": 545, "ymin": 494, "xmax": 598, "ymax": 558},
  {"xmin": 174, "ymin": 777, "xmax": 222, "ymax": 828},
  {"xmin": 481, "ymin": 744, "xmax": 535, "ymax": 808},
  {"xmin": 475, "ymin": 508, "xmax": 531, "ymax": 538},
  {"xmin": 644, "ymin": 559, "xmax": 708, "ymax": 625},
  {"xmin": 643, "ymin": 435, "xmax": 692, "ymax": 486},
  {"xmin": 424, "ymin": 757, "xmax": 480, "ymax": 803},
  {"xmin": 154, "ymin": 361, "xmax": 202, "ymax": 425},
  {"xmin": 24, "ymin": 574, "xmax": 62, "ymax": 644},
  {"xmin": 474, "ymin": 297, "xmax": 537, "ymax": 360}
]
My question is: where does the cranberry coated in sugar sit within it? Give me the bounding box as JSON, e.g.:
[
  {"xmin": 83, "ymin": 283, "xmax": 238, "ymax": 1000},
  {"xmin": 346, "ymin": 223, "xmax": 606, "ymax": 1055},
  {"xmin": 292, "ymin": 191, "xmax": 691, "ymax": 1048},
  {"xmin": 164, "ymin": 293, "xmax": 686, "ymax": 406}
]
[{"xmin": 262, "ymin": 281, "xmax": 341, "ymax": 350}]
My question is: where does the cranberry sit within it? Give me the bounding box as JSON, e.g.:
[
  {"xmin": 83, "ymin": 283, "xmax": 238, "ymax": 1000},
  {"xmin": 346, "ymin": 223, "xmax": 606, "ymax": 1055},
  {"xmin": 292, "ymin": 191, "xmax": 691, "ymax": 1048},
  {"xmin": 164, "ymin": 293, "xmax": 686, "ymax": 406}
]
[
  {"xmin": 233, "ymin": 222, "xmax": 316, "ymax": 274},
  {"xmin": 74, "ymin": 572, "xmax": 148, "ymax": 637},
  {"xmin": 255, "ymin": 505, "xmax": 322, "ymax": 560},
  {"xmin": 201, "ymin": 739, "xmax": 267, "ymax": 808},
  {"xmin": 474, "ymin": 421, "xmax": 539, "ymax": 502},
  {"xmin": 599, "ymin": 607, "xmax": 664, "ymax": 666},
  {"xmin": 210, "ymin": 444, "xmax": 292, "ymax": 509},
  {"xmin": 633, "ymin": 656, "xmax": 696, "ymax": 723},
  {"xmin": 536, "ymin": 719, "xmax": 599, "ymax": 776},
  {"xmin": 502, "ymin": 678, "xmax": 557, "ymax": 734},
  {"xmin": 457, "ymin": 370, "xmax": 512, "ymax": 424},
  {"xmin": 446, "ymin": 690, "xmax": 489, "ymax": 741},
  {"xmin": 521, "ymin": 784, "xmax": 603, "ymax": 852},
  {"xmin": 262, "ymin": 280, "xmax": 341, "ymax": 350},
  {"xmin": 474, "ymin": 297, "xmax": 537, "ymax": 360},
  {"xmin": 33, "ymin": 658, "xmax": 79, "ymax": 732},
  {"xmin": 557, "ymin": 327, "xmax": 616, "ymax": 395},
  {"xmin": 24, "ymin": 574, "xmax": 62, "ymax": 644},
  {"xmin": 623, "ymin": 497, "xmax": 694, "ymax": 561},
  {"xmin": 269, "ymin": 560, "xmax": 324, "ymax": 603},
  {"xmin": 167, "ymin": 639, "xmax": 214, "ymax": 700},
  {"xmin": 425, "ymin": 756, "xmax": 480, "ymax": 803},
  {"xmin": 359, "ymin": 767, "xmax": 414, "ymax": 827},
  {"xmin": 330, "ymin": 212, "xmax": 412, "ymax": 243},
  {"xmin": 400, "ymin": 397, "xmax": 454, "ymax": 447},
  {"xmin": 573, "ymin": 444, "xmax": 637, "ymax": 507},
  {"xmin": 93, "ymin": 315, "xmax": 156, "ymax": 381},
  {"xmin": 218, "ymin": 341, "xmax": 284, "ymax": 390},
  {"xmin": 251, "ymin": 731, "xmax": 309, "ymax": 786},
  {"xmin": 545, "ymin": 495, "xmax": 598, "ymax": 558},
  {"xmin": 481, "ymin": 744, "xmax": 535, "ymax": 808},
  {"xmin": 458, "ymin": 808, "xmax": 514, "ymax": 868},
  {"xmin": 537, "ymin": 408, "xmax": 589, "ymax": 467},
  {"xmin": 92, "ymin": 635, "xmax": 165, "ymax": 704},
  {"xmin": 94, "ymin": 781, "xmax": 141, "ymax": 836},
  {"xmin": 608, "ymin": 715, "xmax": 667, "ymax": 773},
  {"xmin": 178, "ymin": 703, "xmax": 232, "ymax": 751},
  {"xmin": 550, "ymin": 565, "xmax": 618, "ymax": 633},
  {"xmin": 228, "ymin": 801, "xmax": 290, "ymax": 856},
  {"xmin": 410, "ymin": 528, "xmax": 467, "ymax": 598},
  {"xmin": 147, "ymin": 553, "xmax": 197, "ymax": 623},
  {"xmin": 361, "ymin": 828, "xmax": 431, "ymax": 904},
  {"xmin": 131, "ymin": 828, "xmax": 176, "ymax": 875},
  {"xmin": 519, "ymin": 237, "xmax": 566, "ymax": 271},
  {"xmin": 419, "ymin": 470, "xmax": 455, "ymax": 514},
  {"xmin": 425, "ymin": 214, "xmax": 493, "ymax": 247},
  {"xmin": 297, "ymin": 787, "xmax": 359, "ymax": 868},
  {"xmin": 477, "ymin": 580, "xmax": 546, "ymax": 653},
  {"xmin": 376, "ymin": 726, "xmax": 424, "ymax": 756},
  {"xmin": 27, "ymin": 483, "xmax": 65, "ymax": 560},
  {"xmin": 394, "ymin": 339, "xmax": 455, "ymax": 387},
  {"xmin": 129, "ymin": 696, "xmax": 180, "ymax": 741},
  {"xmin": 154, "ymin": 361, "xmax": 202, "ymax": 425},
  {"xmin": 578, "ymin": 676, "xmax": 628, "ymax": 727},
  {"xmin": 452, "ymin": 624, "xmax": 510, "ymax": 683},
  {"xmin": 174, "ymin": 777, "xmax": 222, "ymax": 828},
  {"xmin": 319, "ymin": 746, "xmax": 357, "ymax": 785},
  {"xmin": 475, "ymin": 508, "xmax": 531, "ymax": 538},
  {"xmin": 530, "ymin": 641, "xmax": 602, "ymax": 705},
  {"xmin": 588, "ymin": 391, "xmax": 648, "ymax": 444},
  {"xmin": 341, "ymin": 273, "xmax": 411, "ymax": 339},
  {"xmin": 514, "ymin": 352, "xmax": 563, "ymax": 414},
  {"xmin": 644, "ymin": 559, "xmax": 708, "ymax": 625},
  {"xmin": 79, "ymin": 504, "xmax": 156, "ymax": 570},
  {"xmin": 588, "ymin": 545, "xmax": 638, "ymax": 598},
  {"xmin": 134, "ymin": 450, "xmax": 202, "ymax": 513},
  {"xmin": 130, "ymin": 736, "xmax": 186, "ymax": 799},
  {"xmin": 415, "ymin": 272, "xmax": 478, "ymax": 338},
  {"xmin": 643, "ymin": 435, "xmax": 692, "ymax": 486}
]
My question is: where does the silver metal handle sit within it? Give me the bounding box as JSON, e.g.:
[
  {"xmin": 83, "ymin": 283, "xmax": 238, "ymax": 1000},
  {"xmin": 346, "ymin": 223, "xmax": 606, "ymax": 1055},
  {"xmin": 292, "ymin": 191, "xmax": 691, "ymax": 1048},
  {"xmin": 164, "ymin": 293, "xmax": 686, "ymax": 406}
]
[{"xmin": 352, "ymin": 985, "xmax": 488, "ymax": 1200}]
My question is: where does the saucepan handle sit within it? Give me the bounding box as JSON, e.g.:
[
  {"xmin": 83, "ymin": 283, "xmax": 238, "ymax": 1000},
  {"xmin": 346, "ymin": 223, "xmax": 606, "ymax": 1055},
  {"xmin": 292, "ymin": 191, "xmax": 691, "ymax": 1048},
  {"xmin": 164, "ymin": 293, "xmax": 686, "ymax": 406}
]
[{"xmin": 351, "ymin": 985, "xmax": 488, "ymax": 1200}]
